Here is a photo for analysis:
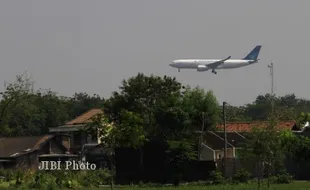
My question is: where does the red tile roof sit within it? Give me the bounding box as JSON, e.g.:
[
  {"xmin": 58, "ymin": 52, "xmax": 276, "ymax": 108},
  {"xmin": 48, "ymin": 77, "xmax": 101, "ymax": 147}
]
[
  {"xmin": 216, "ymin": 120, "xmax": 296, "ymax": 132},
  {"xmin": 66, "ymin": 109, "xmax": 103, "ymax": 125}
]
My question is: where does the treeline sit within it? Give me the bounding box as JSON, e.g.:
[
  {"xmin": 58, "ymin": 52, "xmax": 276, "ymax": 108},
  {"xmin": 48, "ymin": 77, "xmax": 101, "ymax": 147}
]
[{"xmin": 1, "ymin": 72, "xmax": 310, "ymax": 137}]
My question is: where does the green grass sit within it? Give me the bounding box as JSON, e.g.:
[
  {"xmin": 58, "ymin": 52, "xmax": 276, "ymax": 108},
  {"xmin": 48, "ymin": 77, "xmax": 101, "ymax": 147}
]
[
  {"xmin": 99, "ymin": 181, "xmax": 310, "ymax": 190},
  {"xmin": 0, "ymin": 181, "xmax": 309, "ymax": 190}
]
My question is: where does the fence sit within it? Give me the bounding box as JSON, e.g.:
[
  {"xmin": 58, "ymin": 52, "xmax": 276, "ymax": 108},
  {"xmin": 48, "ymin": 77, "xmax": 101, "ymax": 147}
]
[{"xmin": 216, "ymin": 158, "xmax": 258, "ymax": 177}]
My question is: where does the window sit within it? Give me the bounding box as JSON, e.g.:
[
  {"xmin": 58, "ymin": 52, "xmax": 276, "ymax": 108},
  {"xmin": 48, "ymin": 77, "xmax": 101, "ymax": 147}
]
[{"xmin": 73, "ymin": 132, "xmax": 82, "ymax": 146}]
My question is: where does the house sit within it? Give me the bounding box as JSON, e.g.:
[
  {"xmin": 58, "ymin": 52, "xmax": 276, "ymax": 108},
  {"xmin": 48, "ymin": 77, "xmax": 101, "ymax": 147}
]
[
  {"xmin": 199, "ymin": 131, "xmax": 235, "ymax": 161},
  {"xmin": 216, "ymin": 120, "xmax": 297, "ymax": 132},
  {"xmin": 0, "ymin": 135, "xmax": 78, "ymax": 169},
  {"xmin": 81, "ymin": 144, "xmax": 108, "ymax": 169},
  {"xmin": 49, "ymin": 108, "xmax": 104, "ymax": 154}
]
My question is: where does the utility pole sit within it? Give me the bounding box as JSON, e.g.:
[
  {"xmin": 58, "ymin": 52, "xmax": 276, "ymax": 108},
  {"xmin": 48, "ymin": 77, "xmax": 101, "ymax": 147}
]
[
  {"xmin": 223, "ymin": 101, "xmax": 227, "ymax": 177},
  {"xmin": 199, "ymin": 112, "xmax": 205, "ymax": 159},
  {"xmin": 268, "ymin": 62, "xmax": 274, "ymax": 113}
]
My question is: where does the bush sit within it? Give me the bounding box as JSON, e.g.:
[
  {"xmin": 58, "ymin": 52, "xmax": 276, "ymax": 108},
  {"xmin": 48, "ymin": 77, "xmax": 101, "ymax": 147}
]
[
  {"xmin": 27, "ymin": 171, "xmax": 57, "ymax": 189},
  {"xmin": 233, "ymin": 169, "xmax": 252, "ymax": 183},
  {"xmin": 271, "ymin": 173, "xmax": 292, "ymax": 184},
  {"xmin": 209, "ymin": 171, "xmax": 225, "ymax": 185},
  {"xmin": 0, "ymin": 170, "xmax": 14, "ymax": 182},
  {"xmin": 80, "ymin": 169, "xmax": 111, "ymax": 187}
]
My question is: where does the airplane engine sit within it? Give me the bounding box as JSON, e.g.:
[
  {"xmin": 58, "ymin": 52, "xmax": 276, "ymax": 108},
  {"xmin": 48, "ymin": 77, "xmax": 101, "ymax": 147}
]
[{"xmin": 197, "ymin": 65, "xmax": 208, "ymax": 72}]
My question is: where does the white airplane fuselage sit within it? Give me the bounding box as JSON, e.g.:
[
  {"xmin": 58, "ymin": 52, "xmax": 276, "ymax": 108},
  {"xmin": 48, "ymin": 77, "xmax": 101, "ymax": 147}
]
[
  {"xmin": 170, "ymin": 45, "xmax": 262, "ymax": 74},
  {"xmin": 170, "ymin": 59, "xmax": 257, "ymax": 70}
]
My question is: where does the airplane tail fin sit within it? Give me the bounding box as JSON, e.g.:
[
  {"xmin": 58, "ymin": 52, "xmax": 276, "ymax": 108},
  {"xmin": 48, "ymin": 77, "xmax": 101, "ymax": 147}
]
[{"xmin": 243, "ymin": 45, "xmax": 262, "ymax": 60}]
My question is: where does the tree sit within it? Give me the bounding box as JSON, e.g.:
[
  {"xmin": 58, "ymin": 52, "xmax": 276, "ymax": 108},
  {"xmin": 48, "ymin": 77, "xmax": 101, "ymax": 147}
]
[
  {"xmin": 103, "ymin": 73, "xmax": 195, "ymax": 183},
  {"xmin": 104, "ymin": 73, "xmax": 184, "ymax": 138},
  {"xmin": 87, "ymin": 110, "xmax": 146, "ymax": 189},
  {"xmin": 182, "ymin": 87, "xmax": 219, "ymax": 131},
  {"xmin": 296, "ymin": 112, "xmax": 310, "ymax": 130},
  {"xmin": 66, "ymin": 92, "xmax": 105, "ymax": 119},
  {"xmin": 224, "ymin": 105, "xmax": 251, "ymax": 122},
  {"xmin": 154, "ymin": 92, "xmax": 190, "ymax": 140},
  {"xmin": 166, "ymin": 141, "xmax": 197, "ymax": 186},
  {"xmin": 0, "ymin": 73, "xmax": 36, "ymax": 136},
  {"xmin": 241, "ymin": 118, "xmax": 285, "ymax": 189},
  {"xmin": 34, "ymin": 90, "xmax": 70, "ymax": 133}
]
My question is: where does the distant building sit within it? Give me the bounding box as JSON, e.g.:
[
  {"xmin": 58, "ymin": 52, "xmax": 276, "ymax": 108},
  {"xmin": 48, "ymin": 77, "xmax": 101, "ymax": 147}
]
[
  {"xmin": 199, "ymin": 131, "xmax": 236, "ymax": 161},
  {"xmin": 0, "ymin": 135, "xmax": 77, "ymax": 169},
  {"xmin": 49, "ymin": 109, "xmax": 104, "ymax": 154},
  {"xmin": 48, "ymin": 108, "xmax": 108, "ymax": 169}
]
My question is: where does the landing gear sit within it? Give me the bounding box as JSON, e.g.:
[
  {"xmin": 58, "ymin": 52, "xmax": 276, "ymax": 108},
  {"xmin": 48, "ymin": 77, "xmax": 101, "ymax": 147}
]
[
  {"xmin": 178, "ymin": 68, "xmax": 180, "ymax": 72},
  {"xmin": 212, "ymin": 69, "xmax": 217, "ymax": 74}
]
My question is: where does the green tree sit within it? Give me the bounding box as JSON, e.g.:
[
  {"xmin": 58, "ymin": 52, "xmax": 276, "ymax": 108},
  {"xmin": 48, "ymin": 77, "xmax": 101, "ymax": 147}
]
[
  {"xmin": 166, "ymin": 141, "xmax": 197, "ymax": 186},
  {"xmin": 296, "ymin": 112, "xmax": 310, "ymax": 130},
  {"xmin": 87, "ymin": 110, "xmax": 146, "ymax": 190},
  {"xmin": 154, "ymin": 92, "xmax": 190, "ymax": 140},
  {"xmin": 0, "ymin": 73, "xmax": 37, "ymax": 136},
  {"xmin": 104, "ymin": 74, "xmax": 200, "ymax": 183},
  {"xmin": 34, "ymin": 90, "xmax": 70, "ymax": 132},
  {"xmin": 224, "ymin": 105, "xmax": 251, "ymax": 122},
  {"xmin": 66, "ymin": 92, "xmax": 105, "ymax": 119},
  {"xmin": 104, "ymin": 73, "xmax": 184, "ymax": 137},
  {"xmin": 182, "ymin": 86, "xmax": 219, "ymax": 131},
  {"xmin": 241, "ymin": 118, "xmax": 286, "ymax": 189}
]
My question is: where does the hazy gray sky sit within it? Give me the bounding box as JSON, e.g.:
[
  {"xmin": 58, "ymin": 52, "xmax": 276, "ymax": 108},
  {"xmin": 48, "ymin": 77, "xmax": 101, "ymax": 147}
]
[{"xmin": 0, "ymin": 0, "xmax": 309, "ymax": 105}]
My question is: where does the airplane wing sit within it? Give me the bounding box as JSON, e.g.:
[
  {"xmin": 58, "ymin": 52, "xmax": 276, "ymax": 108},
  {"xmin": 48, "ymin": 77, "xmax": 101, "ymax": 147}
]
[{"xmin": 206, "ymin": 56, "xmax": 231, "ymax": 69}]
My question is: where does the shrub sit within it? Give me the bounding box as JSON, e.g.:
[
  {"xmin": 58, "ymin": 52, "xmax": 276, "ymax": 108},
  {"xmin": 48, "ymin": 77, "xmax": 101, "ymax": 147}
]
[
  {"xmin": 233, "ymin": 169, "xmax": 252, "ymax": 183},
  {"xmin": 271, "ymin": 173, "xmax": 292, "ymax": 184},
  {"xmin": 209, "ymin": 171, "xmax": 225, "ymax": 185},
  {"xmin": 80, "ymin": 169, "xmax": 111, "ymax": 187},
  {"xmin": 27, "ymin": 171, "xmax": 57, "ymax": 189},
  {"xmin": 0, "ymin": 170, "xmax": 14, "ymax": 182}
]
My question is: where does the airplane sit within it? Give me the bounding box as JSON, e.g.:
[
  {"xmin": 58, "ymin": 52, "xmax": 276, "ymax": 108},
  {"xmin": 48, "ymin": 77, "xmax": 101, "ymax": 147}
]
[{"xmin": 170, "ymin": 45, "xmax": 262, "ymax": 74}]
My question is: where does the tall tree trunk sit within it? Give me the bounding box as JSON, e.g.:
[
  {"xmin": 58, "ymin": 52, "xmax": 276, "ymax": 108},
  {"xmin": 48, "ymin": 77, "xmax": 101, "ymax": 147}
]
[
  {"xmin": 257, "ymin": 160, "xmax": 261, "ymax": 190},
  {"xmin": 267, "ymin": 160, "xmax": 271, "ymax": 189},
  {"xmin": 108, "ymin": 154, "xmax": 115, "ymax": 190}
]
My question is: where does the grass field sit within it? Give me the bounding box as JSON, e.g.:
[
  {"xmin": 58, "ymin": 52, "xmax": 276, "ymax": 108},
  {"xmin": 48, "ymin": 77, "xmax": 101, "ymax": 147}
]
[
  {"xmin": 1, "ymin": 181, "xmax": 310, "ymax": 190},
  {"xmin": 109, "ymin": 182, "xmax": 309, "ymax": 190}
]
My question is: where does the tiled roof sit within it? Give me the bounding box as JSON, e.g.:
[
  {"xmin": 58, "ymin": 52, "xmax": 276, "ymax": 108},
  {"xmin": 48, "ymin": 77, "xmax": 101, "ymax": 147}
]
[
  {"xmin": 0, "ymin": 135, "xmax": 54, "ymax": 158},
  {"xmin": 216, "ymin": 120, "xmax": 296, "ymax": 132},
  {"xmin": 66, "ymin": 109, "xmax": 104, "ymax": 125}
]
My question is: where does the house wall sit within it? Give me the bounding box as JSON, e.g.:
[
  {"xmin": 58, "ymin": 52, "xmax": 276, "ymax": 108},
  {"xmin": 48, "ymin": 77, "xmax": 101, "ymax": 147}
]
[
  {"xmin": 199, "ymin": 144, "xmax": 215, "ymax": 161},
  {"xmin": 48, "ymin": 139, "xmax": 67, "ymax": 154},
  {"xmin": 61, "ymin": 136, "xmax": 71, "ymax": 150},
  {"xmin": 215, "ymin": 148, "xmax": 235, "ymax": 160}
]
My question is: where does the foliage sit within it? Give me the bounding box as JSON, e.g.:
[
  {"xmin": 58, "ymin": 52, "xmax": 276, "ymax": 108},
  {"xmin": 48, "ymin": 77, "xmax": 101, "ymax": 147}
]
[
  {"xmin": 66, "ymin": 92, "xmax": 105, "ymax": 119},
  {"xmin": 209, "ymin": 171, "xmax": 225, "ymax": 185},
  {"xmin": 166, "ymin": 141, "xmax": 197, "ymax": 186},
  {"xmin": 240, "ymin": 118, "xmax": 288, "ymax": 189},
  {"xmin": 296, "ymin": 112, "xmax": 310, "ymax": 130},
  {"xmin": 233, "ymin": 169, "xmax": 252, "ymax": 184},
  {"xmin": 182, "ymin": 87, "xmax": 219, "ymax": 131},
  {"xmin": 80, "ymin": 169, "xmax": 111, "ymax": 187},
  {"xmin": 0, "ymin": 170, "xmax": 15, "ymax": 182},
  {"xmin": 282, "ymin": 134, "xmax": 310, "ymax": 162},
  {"xmin": 87, "ymin": 110, "xmax": 146, "ymax": 188},
  {"xmin": 104, "ymin": 73, "xmax": 185, "ymax": 139},
  {"xmin": 3, "ymin": 72, "xmax": 310, "ymax": 185},
  {"xmin": 270, "ymin": 173, "xmax": 293, "ymax": 184}
]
